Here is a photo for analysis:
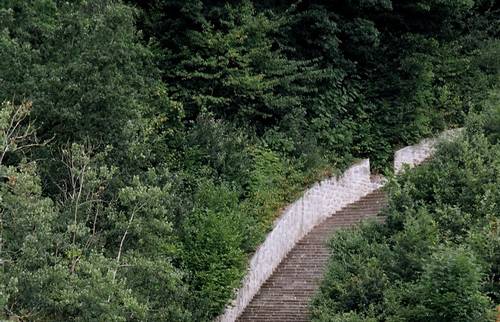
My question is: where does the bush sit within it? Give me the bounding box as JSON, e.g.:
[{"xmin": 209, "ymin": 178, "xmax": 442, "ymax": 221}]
[
  {"xmin": 180, "ymin": 181, "xmax": 247, "ymax": 320},
  {"xmin": 312, "ymin": 108, "xmax": 499, "ymax": 321},
  {"xmin": 386, "ymin": 247, "xmax": 492, "ymax": 322}
]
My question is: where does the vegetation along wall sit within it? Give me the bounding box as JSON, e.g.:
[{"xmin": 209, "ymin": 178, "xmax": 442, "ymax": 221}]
[
  {"xmin": 0, "ymin": 0, "xmax": 498, "ymax": 321},
  {"xmin": 219, "ymin": 129, "xmax": 461, "ymax": 322}
]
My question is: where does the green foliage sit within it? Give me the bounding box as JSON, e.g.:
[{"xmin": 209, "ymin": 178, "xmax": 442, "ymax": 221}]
[
  {"xmin": 180, "ymin": 181, "xmax": 247, "ymax": 320},
  {"xmin": 1, "ymin": 103, "xmax": 189, "ymax": 321},
  {"xmin": 183, "ymin": 115, "xmax": 254, "ymax": 187},
  {"xmin": 243, "ymin": 147, "xmax": 295, "ymax": 228},
  {"xmin": 312, "ymin": 111, "xmax": 499, "ymax": 321},
  {"xmin": 479, "ymin": 88, "xmax": 500, "ymax": 143},
  {"xmin": 387, "ymin": 247, "xmax": 491, "ymax": 322},
  {"xmin": 0, "ymin": 0, "xmax": 182, "ymax": 173},
  {"xmin": 1, "ymin": 0, "xmax": 499, "ymax": 320},
  {"xmin": 166, "ymin": 1, "xmax": 326, "ymax": 133}
]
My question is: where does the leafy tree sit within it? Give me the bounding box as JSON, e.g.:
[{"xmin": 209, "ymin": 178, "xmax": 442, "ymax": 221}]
[
  {"xmin": 180, "ymin": 180, "xmax": 247, "ymax": 320},
  {"xmin": 387, "ymin": 247, "xmax": 492, "ymax": 322},
  {"xmin": 0, "ymin": 0, "xmax": 182, "ymax": 173}
]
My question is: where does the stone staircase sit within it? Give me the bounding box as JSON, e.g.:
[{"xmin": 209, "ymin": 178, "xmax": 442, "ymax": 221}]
[{"xmin": 236, "ymin": 188, "xmax": 388, "ymax": 322}]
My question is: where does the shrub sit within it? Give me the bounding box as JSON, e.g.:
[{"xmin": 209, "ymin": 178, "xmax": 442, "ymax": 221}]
[{"xmin": 312, "ymin": 108, "xmax": 499, "ymax": 321}]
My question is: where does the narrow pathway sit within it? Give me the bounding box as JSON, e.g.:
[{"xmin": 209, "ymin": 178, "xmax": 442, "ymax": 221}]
[{"xmin": 237, "ymin": 188, "xmax": 387, "ymax": 322}]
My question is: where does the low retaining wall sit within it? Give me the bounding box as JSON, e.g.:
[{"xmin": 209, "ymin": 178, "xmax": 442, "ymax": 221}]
[
  {"xmin": 218, "ymin": 129, "xmax": 462, "ymax": 322},
  {"xmin": 217, "ymin": 159, "xmax": 380, "ymax": 322},
  {"xmin": 394, "ymin": 128, "xmax": 462, "ymax": 173}
]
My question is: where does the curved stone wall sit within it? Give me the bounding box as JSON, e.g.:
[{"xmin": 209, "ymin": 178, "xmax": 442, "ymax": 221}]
[
  {"xmin": 218, "ymin": 129, "xmax": 462, "ymax": 322},
  {"xmin": 217, "ymin": 159, "xmax": 381, "ymax": 322},
  {"xmin": 394, "ymin": 128, "xmax": 462, "ymax": 173}
]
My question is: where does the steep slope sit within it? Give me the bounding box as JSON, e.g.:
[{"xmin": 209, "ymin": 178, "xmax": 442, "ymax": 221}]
[{"xmin": 237, "ymin": 188, "xmax": 387, "ymax": 321}]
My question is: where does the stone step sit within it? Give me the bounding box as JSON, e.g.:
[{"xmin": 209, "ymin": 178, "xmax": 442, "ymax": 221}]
[{"xmin": 236, "ymin": 188, "xmax": 387, "ymax": 322}]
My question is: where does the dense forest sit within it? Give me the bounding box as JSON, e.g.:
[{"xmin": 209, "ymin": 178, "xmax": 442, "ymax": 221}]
[{"xmin": 0, "ymin": 0, "xmax": 498, "ymax": 321}]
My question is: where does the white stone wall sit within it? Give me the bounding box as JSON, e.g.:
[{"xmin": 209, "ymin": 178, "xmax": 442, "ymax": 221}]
[
  {"xmin": 217, "ymin": 129, "xmax": 462, "ymax": 322},
  {"xmin": 394, "ymin": 138, "xmax": 435, "ymax": 174},
  {"xmin": 394, "ymin": 128, "xmax": 463, "ymax": 173},
  {"xmin": 217, "ymin": 159, "xmax": 381, "ymax": 322}
]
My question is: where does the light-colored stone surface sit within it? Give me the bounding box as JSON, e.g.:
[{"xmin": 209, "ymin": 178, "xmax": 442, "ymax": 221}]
[
  {"xmin": 217, "ymin": 159, "xmax": 381, "ymax": 322},
  {"xmin": 394, "ymin": 128, "xmax": 463, "ymax": 173},
  {"xmin": 218, "ymin": 129, "xmax": 462, "ymax": 322}
]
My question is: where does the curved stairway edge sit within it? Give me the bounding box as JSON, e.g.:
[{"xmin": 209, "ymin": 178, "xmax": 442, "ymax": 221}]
[{"xmin": 217, "ymin": 128, "xmax": 462, "ymax": 322}]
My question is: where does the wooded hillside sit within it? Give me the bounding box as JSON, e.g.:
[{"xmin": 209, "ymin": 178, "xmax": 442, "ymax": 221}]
[{"xmin": 1, "ymin": 1, "xmax": 498, "ymax": 320}]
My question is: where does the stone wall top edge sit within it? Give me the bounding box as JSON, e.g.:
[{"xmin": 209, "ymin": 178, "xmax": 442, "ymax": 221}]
[{"xmin": 219, "ymin": 130, "xmax": 458, "ymax": 322}]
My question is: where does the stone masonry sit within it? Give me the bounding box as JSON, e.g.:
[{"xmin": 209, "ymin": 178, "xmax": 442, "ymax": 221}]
[
  {"xmin": 394, "ymin": 128, "xmax": 462, "ymax": 173},
  {"xmin": 217, "ymin": 159, "xmax": 381, "ymax": 322},
  {"xmin": 237, "ymin": 188, "xmax": 387, "ymax": 321},
  {"xmin": 217, "ymin": 129, "xmax": 462, "ymax": 322}
]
